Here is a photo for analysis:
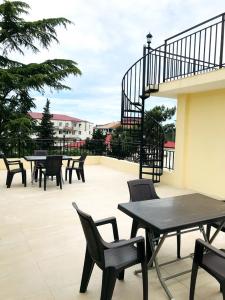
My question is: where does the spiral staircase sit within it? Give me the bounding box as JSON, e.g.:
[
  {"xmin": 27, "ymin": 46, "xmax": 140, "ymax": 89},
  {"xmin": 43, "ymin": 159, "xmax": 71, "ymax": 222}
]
[
  {"xmin": 121, "ymin": 45, "xmax": 165, "ymax": 182},
  {"xmin": 121, "ymin": 13, "xmax": 225, "ymax": 182}
]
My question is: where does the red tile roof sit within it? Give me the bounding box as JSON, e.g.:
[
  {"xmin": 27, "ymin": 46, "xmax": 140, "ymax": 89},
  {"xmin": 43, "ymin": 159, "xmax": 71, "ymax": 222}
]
[
  {"xmin": 95, "ymin": 121, "xmax": 120, "ymax": 130},
  {"xmin": 67, "ymin": 140, "xmax": 86, "ymax": 148},
  {"xmin": 105, "ymin": 133, "xmax": 112, "ymax": 145},
  {"xmin": 28, "ymin": 112, "xmax": 83, "ymax": 122},
  {"xmin": 164, "ymin": 141, "xmax": 175, "ymax": 148}
]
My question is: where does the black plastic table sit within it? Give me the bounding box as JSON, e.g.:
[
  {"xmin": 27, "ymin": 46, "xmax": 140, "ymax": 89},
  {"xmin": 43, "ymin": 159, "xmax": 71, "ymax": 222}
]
[
  {"xmin": 24, "ymin": 155, "xmax": 72, "ymax": 183},
  {"xmin": 118, "ymin": 193, "xmax": 225, "ymax": 299}
]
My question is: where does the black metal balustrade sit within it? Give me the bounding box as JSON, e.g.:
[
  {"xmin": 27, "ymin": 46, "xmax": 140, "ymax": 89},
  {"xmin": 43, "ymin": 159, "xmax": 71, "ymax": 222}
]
[
  {"xmin": 121, "ymin": 12, "xmax": 225, "ymax": 182},
  {"xmin": 164, "ymin": 149, "xmax": 175, "ymax": 171},
  {"xmin": 163, "ymin": 13, "xmax": 225, "ymax": 81},
  {"xmin": 0, "ymin": 137, "xmax": 175, "ymax": 171}
]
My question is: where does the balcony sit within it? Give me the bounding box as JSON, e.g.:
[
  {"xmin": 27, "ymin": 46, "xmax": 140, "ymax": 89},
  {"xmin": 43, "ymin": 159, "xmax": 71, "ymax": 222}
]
[
  {"xmin": 63, "ymin": 126, "xmax": 73, "ymax": 131},
  {"xmin": 0, "ymin": 157, "xmax": 224, "ymax": 300}
]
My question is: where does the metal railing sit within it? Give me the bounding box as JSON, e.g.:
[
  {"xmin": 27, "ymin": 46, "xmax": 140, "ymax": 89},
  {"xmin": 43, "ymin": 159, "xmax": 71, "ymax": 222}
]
[
  {"xmin": 0, "ymin": 137, "xmax": 175, "ymax": 170},
  {"xmin": 163, "ymin": 12, "xmax": 225, "ymax": 81},
  {"xmin": 122, "ymin": 12, "xmax": 225, "ymax": 120},
  {"xmin": 164, "ymin": 149, "xmax": 175, "ymax": 170}
]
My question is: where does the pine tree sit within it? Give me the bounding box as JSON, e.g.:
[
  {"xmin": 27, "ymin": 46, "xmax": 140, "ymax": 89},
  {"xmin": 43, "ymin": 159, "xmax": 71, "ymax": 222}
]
[
  {"xmin": 0, "ymin": 1, "xmax": 81, "ymax": 153},
  {"xmin": 37, "ymin": 99, "xmax": 55, "ymax": 149},
  {"xmin": 85, "ymin": 129, "xmax": 106, "ymax": 155},
  {"xmin": 144, "ymin": 105, "xmax": 176, "ymax": 144}
]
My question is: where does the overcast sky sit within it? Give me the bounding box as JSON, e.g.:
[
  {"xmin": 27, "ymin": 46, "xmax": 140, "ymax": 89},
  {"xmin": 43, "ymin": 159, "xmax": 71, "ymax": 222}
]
[{"xmin": 11, "ymin": 0, "xmax": 225, "ymax": 124}]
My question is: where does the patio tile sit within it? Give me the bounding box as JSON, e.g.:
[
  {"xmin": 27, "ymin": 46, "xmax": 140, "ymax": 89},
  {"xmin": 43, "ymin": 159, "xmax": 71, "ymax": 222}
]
[
  {"xmin": 23, "ymin": 291, "xmax": 54, "ymax": 300},
  {"xmin": 0, "ymin": 259, "xmax": 50, "ymax": 299},
  {"xmin": 51, "ymin": 284, "xmax": 80, "ymax": 300},
  {"xmin": 0, "ymin": 165, "xmax": 222, "ymax": 300},
  {"xmin": 37, "ymin": 251, "xmax": 87, "ymax": 289},
  {"xmin": 0, "ymin": 241, "xmax": 32, "ymax": 267}
]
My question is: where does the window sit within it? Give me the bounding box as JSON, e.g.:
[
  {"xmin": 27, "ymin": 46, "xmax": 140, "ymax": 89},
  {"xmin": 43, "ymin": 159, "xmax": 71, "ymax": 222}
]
[
  {"xmin": 59, "ymin": 122, "xmax": 62, "ymax": 126},
  {"xmin": 79, "ymin": 131, "xmax": 81, "ymax": 135},
  {"xmin": 79, "ymin": 123, "xmax": 82, "ymax": 127}
]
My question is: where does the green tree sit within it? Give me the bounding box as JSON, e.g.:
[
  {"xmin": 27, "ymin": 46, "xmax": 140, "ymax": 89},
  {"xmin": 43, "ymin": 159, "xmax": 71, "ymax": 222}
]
[
  {"xmin": 0, "ymin": 1, "xmax": 81, "ymax": 153},
  {"xmin": 3, "ymin": 114, "xmax": 36, "ymax": 156},
  {"xmin": 85, "ymin": 129, "xmax": 106, "ymax": 155},
  {"xmin": 144, "ymin": 105, "xmax": 176, "ymax": 144},
  {"xmin": 37, "ymin": 99, "xmax": 55, "ymax": 149},
  {"xmin": 163, "ymin": 123, "xmax": 176, "ymax": 142},
  {"xmin": 7, "ymin": 114, "xmax": 35, "ymax": 140},
  {"xmin": 110, "ymin": 126, "xmax": 138, "ymax": 159}
]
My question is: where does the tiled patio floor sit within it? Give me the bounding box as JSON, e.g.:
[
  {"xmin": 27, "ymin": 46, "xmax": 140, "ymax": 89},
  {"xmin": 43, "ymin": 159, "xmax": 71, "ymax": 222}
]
[{"xmin": 0, "ymin": 164, "xmax": 224, "ymax": 300}]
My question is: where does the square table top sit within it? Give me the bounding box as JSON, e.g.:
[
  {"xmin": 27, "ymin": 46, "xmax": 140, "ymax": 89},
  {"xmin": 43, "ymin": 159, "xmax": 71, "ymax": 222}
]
[
  {"xmin": 118, "ymin": 193, "xmax": 225, "ymax": 234},
  {"xmin": 24, "ymin": 155, "xmax": 72, "ymax": 161}
]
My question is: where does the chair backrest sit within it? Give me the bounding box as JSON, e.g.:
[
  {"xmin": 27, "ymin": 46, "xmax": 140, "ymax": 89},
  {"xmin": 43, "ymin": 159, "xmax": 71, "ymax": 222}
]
[
  {"xmin": 33, "ymin": 150, "xmax": 48, "ymax": 156},
  {"xmin": 0, "ymin": 153, "xmax": 10, "ymax": 171},
  {"xmin": 78, "ymin": 153, "xmax": 87, "ymax": 168},
  {"xmin": 45, "ymin": 155, "xmax": 62, "ymax": 176},
  {"xmin": 127, "ymin": 179, "xmax": 159, "ymax": 202},
  {"xmin": 72, "ymin": 202, "xmax": 105, "ymax": 265}
]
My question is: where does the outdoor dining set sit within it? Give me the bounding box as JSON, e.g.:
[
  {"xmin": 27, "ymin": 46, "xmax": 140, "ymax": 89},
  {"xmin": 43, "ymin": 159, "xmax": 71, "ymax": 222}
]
[
  {"xmin": 73, "ymin": 179, "xmax": 225, "ymax": 300},
  {"xmin": 0, "ymin": 151, "xmax": 87, "ymax": 190}
]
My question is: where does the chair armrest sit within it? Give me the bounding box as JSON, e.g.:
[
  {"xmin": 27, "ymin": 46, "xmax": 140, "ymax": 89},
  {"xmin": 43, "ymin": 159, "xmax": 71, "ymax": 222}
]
[
  {"xmin": 8, "ymin": 160, "xmax": 21, "ymax": 165},
  {"xmin": 195, "ymin": 239, "xmax": 225, "ymax": 262},
  {"xmin": 8, "ymin": 160, "xmax": 24, "ymax": 169},
  {"xmin": 95, "ymin": 217, "xmax": 119, "ymax": 241}
]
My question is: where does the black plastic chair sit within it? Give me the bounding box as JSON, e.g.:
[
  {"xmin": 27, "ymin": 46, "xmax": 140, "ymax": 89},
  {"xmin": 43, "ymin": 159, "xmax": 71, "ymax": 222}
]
[
  {"xmin": 72, "ymin": 202, "xmax": 148, "ymax": 300},
  {"xmin": 127, "ymin": 179, "xmax": 181, "ymax": 259},
  {"xmin": 39, "ymin": 155, "xmax": 62, "ymax": 191},
  {"xmin": 190, "ymin": 239, "xmax": 225, "ymax": 300},
  {"xmin": 65, "ymin": 154, "xmax": 87, "ymax": 183},
  {"xmin": 33, "ymin": 150, "xmax": 48, "ymax": 182},
  {"xmin": 1, "ymin": 154, "xmax": 26, "ymax": 188}
]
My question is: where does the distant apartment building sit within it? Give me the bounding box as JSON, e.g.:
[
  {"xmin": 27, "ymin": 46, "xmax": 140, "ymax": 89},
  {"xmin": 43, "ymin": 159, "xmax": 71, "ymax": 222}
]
[
  {"xmin": 94, "ymin": 121, "xmax": 120, "ymax": 134},
  {"xmin": 29, "ymin": 112, "xmax": 94, "ymax": 140}
]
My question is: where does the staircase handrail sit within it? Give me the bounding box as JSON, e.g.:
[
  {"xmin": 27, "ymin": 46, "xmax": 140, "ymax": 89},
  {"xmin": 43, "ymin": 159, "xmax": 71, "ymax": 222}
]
[{"xmin": 166, "ymin": 12, "xmax": 225, "ymax": 41}]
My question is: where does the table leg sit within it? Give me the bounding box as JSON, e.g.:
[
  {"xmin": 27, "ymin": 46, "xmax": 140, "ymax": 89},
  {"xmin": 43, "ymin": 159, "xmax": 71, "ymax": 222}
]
[
  {"xmin": 135, "ymin": 231, "xmax": 175, "ymax": 299},
  {"xmin": 209, "ymin": 220, "xmax": 225, "ymax": 244},
  {"xmin": 148, "ymin": 231, "xmax": 175, "ymax": 300},
  {"xmin": 154, "ymin": 255, "xmax": 175, "ymax": 300},
  {"xmin": 134, "ymin": 231, "xmax": 167, "ymax": 275},
  {"xmin": 135, "ymin": 223, "xmax": 225, "ymax": 300},
  {"xmin": 198, "ymin": 220, "xmax": 225, "ymax": 244},
  {"xmin": 30, "ymin": 161, "xmax": 34, "ymax": 184},
  {"xmin": 135, "ymin": 228, "xmax": 199, "ymax": 300},
  {"xmin": 199, "ymin": 225, "xmax": 209, "ymax": 242}
]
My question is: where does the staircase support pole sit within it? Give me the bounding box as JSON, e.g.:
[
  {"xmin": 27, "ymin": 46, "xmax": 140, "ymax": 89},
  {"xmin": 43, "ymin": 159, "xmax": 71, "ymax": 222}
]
[{"xmin": 139, "ymin": 45, "xmax": 147, "ymax": 179}]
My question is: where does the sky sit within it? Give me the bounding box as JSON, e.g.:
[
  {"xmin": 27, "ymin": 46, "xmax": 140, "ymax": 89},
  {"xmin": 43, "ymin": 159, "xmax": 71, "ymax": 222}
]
[{"xmin": 9, "ymin": 0, "xmax": 225, "ymax": 125}]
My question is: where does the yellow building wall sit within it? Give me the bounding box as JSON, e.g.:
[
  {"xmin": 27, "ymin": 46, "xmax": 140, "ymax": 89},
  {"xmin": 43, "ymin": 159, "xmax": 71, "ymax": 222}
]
[{"xmin": 161, "ymin": 88, "xmax": 225, "ymax": 199}]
